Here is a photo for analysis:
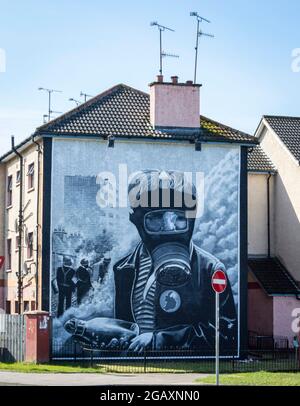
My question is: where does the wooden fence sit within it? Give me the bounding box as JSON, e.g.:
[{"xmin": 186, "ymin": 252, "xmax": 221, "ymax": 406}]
[{"xmin": 0, "ymin": 314, "xmax": 25, "ymax": 362}]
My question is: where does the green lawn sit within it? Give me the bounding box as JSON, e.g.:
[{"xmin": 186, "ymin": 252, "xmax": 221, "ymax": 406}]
[
  {"xmin": 0, "ymin": 362, "xmax": 299, "ymax": 381},
  {"xmin": 0, "ymin": 362, "xmax": 105, "ymax": 374},
  {"xmin": 197, "ymin": 371, "xmax": 300, "ymax": 386},
  {"xmin": 0, "ymin": 361, "xmax": 211, "ymax": 374}
]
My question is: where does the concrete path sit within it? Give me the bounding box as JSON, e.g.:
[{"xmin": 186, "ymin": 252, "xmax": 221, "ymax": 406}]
[{"xmin": 0, "ymin": 371, "xmax": 207, "ymax": 386}]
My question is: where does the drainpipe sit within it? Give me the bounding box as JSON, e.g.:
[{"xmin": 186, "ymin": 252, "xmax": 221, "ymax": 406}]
[
  {"xmin": 31, "ymin": 135, "xmax": 41, "ymax": 310},
  {"xmin": 11, "ymin": 136, "xmax": 23, "ymax": 314},
  {"xmin": 267, "ymin": 173, "xmax": 272, "ymax": 258}
]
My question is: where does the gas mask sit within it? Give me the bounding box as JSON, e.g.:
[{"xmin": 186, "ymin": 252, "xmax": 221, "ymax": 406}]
[{"xmin": 128, "ymin": 170, "xmax": 197, "ymax": 288}]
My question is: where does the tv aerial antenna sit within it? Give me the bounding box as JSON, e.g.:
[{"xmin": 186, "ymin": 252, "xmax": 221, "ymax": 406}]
[
  {"xmin": 80, "ymin": 91, "xmax": 93, "ymax": 102},
  {"xmin": 69, "ymin": 97, "xmax": 81, "ymax": 106},
  {"xmin": 38, "ymin": 87, "xmax": 62, "ymax": 122},
  {"xmin": 150, "ymin": 21, "xmax": 179, "ymax": 75},
  {"xmin": 190, "ymin": 12, "xmax": 214, "ymax": 84}
]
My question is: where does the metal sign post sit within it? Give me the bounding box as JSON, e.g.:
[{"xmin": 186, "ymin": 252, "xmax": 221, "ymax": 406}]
[
  {"xmin": 211, "ymin": 269, "xmax": 227, "ymax": 386},
  {"xmin": 215, "ymin": 290, "xmax": 220, "ymax": 385}
]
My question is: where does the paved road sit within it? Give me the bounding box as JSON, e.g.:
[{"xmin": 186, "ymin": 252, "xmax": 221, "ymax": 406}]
[{"xmin": 0, "ymin": 371, "xmax": 207, "ymax": 386}]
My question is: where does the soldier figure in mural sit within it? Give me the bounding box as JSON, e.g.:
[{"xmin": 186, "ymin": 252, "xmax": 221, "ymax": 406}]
[
  {"xmin": 98, "ymin": 253, "xmax": 111, "ymax": 284},
  {"xmin": 64, "ymin": 170, "xmax": 237, "ymax": 352},
  {"xmin": 57, "ymin": 257, "xmax": 75, "ymax": 317},
  {"xmin": 75, "ymin": 259, "xmax": 93, "ymax": 305}
]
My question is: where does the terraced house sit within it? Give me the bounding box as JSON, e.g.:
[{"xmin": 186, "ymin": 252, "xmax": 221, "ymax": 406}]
[
  {"xmin": 0, "ymin": 76, "xmax": 299, "ymax": 357},
  {"xmin": 248, "ymin": 116, "xmax": 300, "ymax": 345}
]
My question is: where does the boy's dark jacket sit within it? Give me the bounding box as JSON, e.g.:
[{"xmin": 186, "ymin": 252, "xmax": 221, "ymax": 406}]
[{"xmin": 114, "ymin": 241, "xmax": 237, "ymax": 351}]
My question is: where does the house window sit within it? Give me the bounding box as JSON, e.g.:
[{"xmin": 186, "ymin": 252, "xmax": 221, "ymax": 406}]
[
  {"xmin": 6, "ymin": 239, "xmax": 12, "ymax": 270},
  {"xmin": 6, "ymin": 301, "xmax": 11, "ymax": 314},
  {"xmin": 27, "ymin": 232, "xmax": 34, "ymax": 259},
  {"xmin": 31, "ymin": 301, "xmax": 36, "ymax": 311},
  {"xmin": 14, "ymin": 301, "xmax": 19, "ymax": 314},
  {"xmin": 24, "ymin": 301, "xmax": 29, "ymax": 312},
  {"xmin": 16, "ymin": 170, "xmax": 21, "ymax": 185},
  {"xmin": 27, "ymin": 163, "xmax": 34, "ymax": 190},
  {"xmin": 15, "ymin": 235, "xmax": 20, "ymax": 251},
  {"xmin": 7, "ymin": 175, "xmax": 12, "ymax": 206}
]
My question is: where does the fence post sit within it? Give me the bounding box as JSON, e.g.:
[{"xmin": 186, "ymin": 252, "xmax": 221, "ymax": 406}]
[
  {"xmin": 143, "ymin": 349, "xmax": 147, "ymax": 373},
  {"xmin": 74, "ymin": 342, "xmax": 77, "ymax": 362},
  {"xmin": 90, "ymin": 350, "xmax": 93, "ymax": 368}
]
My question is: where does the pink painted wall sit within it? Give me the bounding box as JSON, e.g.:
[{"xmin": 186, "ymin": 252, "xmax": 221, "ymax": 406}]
[
  {"xmin": 273, "ymin": 296, "xmax": 300, "ymax": 345},
  {"xmin": 248, "ymin": 285, "xmax": 273, "ymax": 335},
  {"xmin": 150, "ymin": 83, "xmax": 200, "ymax": 128}
]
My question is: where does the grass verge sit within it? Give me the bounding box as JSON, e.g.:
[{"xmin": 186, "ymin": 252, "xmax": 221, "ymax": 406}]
[
  {"xmin": 0, "ymin": 361, "xmax": 209, "ymax": 374},
  {"xmin": 0, "ymin": 362, "xmax": 105, "ymax": 374},
  {"xmin": 196, "ymin": 371, "xmax": 300, "ymax": 386},
  {"xmin": 0, "ymin": 361, "xmax": 299, "ymax": 376}
]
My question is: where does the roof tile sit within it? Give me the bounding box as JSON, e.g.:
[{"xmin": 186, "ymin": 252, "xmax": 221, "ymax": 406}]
[
  {"xmin": 264, "ymin": 115, "xmax": 300, "ymax": 163},
  {"xmin": 36, "ymin": 84, "xmax": 258, "ymax": 144},
  {"xmin": 248, "ymin": 145, "xmax": 276, "ymax": 173},
  {"xmin": 248, "ymin": 257, "xmax": 300, "ymax": 296}
]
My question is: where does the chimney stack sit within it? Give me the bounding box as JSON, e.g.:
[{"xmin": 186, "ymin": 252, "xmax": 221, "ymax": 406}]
[{"xmin": 149, "ymin": 75, "xmax": 201, "ymax": 130}]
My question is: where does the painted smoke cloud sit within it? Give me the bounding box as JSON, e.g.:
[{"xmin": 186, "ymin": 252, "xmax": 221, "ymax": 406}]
[{"xmin": 194, "ymin": 150, "xmax": 239, "ymax": 300}]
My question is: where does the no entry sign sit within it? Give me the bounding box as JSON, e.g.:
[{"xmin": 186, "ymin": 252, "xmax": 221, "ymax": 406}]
[
  {"xmin": 211, "ymin": 269, "xmax": 227, "ymax": 294},
  {"xmin": 212, "ymin": 268, "xmax": 228, "ymax": 386}
]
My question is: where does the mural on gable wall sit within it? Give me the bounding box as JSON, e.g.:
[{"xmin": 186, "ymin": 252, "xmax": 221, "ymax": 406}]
[{"xmin": 50, "ymin": 140, "xmax": 240, "ymax": 357}]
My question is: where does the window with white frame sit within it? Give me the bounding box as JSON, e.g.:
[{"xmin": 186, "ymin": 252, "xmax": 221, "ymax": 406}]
[
  {"xmin": 7, "ymin": 175, "xmax": 12, "ymax": 206},
  {"xmin": 15, "ymin": 235, "xmax": 20, "ymax": 251},
  {"xmin": 27, "ymin": 232, "xmax": 34, "ymax": 259},
  {"xmin": 27, "ymin": 163, "xmax": 34, "ymax": 190},
  {"xmin": 6, "ymin": 239, "xmax": 12, "ymax": 270},
  {"xmin": 16, "ymin": 170, "xmax": 21, "ymax": 185},
  {"xmin": 23, "ymin": 301, "xmax": 29, "ymax": 312}
]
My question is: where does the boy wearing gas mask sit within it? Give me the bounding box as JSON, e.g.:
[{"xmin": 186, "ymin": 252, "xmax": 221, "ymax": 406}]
[
  {"xmin": 113, "ymin": 170, "xmax": 237, "ymax": 352},
  {"xmin": 64, "ymin": 170, "xmax": 237, "ymax": 353}
]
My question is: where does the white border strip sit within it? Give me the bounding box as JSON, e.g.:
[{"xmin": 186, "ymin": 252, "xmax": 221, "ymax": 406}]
[{"xmin": 237, "ymin": 146, "xmax": 241, "ymax": 358}]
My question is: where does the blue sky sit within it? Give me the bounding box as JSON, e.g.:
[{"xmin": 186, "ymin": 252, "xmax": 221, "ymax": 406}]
[{"xmin": 0, "ymin": 0, "xmax": 299, "ymax": 153}]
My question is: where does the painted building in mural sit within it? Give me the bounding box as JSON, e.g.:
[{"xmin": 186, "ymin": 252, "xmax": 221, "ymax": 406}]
[{"xmin": 0, "ymin": 75, "xmax": 267, "ymax": 357}]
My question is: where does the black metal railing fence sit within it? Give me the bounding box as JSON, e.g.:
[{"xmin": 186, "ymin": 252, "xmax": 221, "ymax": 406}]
[{"xmin": 51, "ymin": 342, "xmax": 300, "ymax": 373}]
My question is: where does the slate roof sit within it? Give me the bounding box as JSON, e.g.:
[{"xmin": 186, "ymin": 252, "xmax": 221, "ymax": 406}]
[
  {"xmin": 248, "ymin": 257, "xmax": 300, "ymax": 296},
  {"xmin": 2, "ymin": 84, "xmax": 273, "ymax": 170},
  {"xmin": 199, "ymin": 116, "xmax": 258, "ymax": 144},
  {"xmin": 264, "ymin": 115, "xmax": 300, "ymax": 163},
  {"xmin": 35, "ymin": 83, "xmax": 258, "ymax": 145},
  {"xmin": 247, "ymin": 145, "xmax": 276, "ymax": 173}
]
